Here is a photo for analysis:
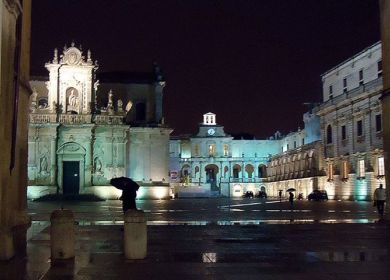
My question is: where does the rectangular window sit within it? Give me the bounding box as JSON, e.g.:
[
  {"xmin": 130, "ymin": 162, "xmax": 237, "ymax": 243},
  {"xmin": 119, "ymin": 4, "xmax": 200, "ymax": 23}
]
[
  {"xmin": 194, "ymin": 144, "xmax": 199, "ymax": 156},
  {"xmin": 223, "ymin": 144, "xmax": 229, "ymax": 156},
  {"xmin": 376, "ymin": 114, "xmax": 382, "ymax": 132},
  {"xmin": 302, "ymin": 138, "xmax": 305, "ymax": 145},
  {"xmin": 357, "ymin": 120, "xmax": 363, "ymax": 137},
  {"xmin": 294, "ymin": 141, "xmax": 296, "ymax": 149},
  {"xmin": 329, "ymin": 85, "xmax": 333, "ymax": 99},
  {"xmin": 378, "ymin": 157, "xmax": 385, "ymax": 176},
  {"xmin": 286, "ymin": 144, "xmax": 289, "ymax": 151},
  {"xmin": 343, "ymin": 78, "xmax": 347, "ymax": 93},
  {"xmin": 378, "ymin": 60, "xmax": 383, "ymax": 78},
  {"xmin": 341, "ymin": 125, "xmax": 346, "ymax": 140},
  {"xmin": 359, "ymin": 69, "xmax": 364, "ymax": 85},
  {"xmin": 358, "ymin": 159, "xmax": 365, "ymax": 178},
  {"xmin": 208, "ymin": 144, "xmax": 215, "ymax": 156}
]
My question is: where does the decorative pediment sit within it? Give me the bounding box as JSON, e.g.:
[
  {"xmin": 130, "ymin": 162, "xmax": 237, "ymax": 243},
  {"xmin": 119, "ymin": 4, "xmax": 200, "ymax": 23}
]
[{"xmin": 57, "ymin": 142, "xmax": 86, "ymax": 154}]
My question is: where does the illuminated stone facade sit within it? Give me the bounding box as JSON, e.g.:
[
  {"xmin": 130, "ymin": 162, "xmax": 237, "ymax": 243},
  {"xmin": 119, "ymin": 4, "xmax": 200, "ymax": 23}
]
[
  {"xmin": 169, "ymin": 112, "xmax": 321, "ymax": 197},
  {"xmin": 317, "ymin": 42, "xmax": 386, "ymax": 200},
  {"xmin": 28, "ymin": 44, "xmax": 171, "ymax": 200}
]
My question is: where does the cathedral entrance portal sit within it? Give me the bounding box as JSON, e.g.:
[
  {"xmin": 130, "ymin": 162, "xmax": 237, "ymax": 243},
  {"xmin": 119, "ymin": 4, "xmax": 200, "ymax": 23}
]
[{"xmin": 63, "ymin": 161, "xmax": 80, "ymax": 195}]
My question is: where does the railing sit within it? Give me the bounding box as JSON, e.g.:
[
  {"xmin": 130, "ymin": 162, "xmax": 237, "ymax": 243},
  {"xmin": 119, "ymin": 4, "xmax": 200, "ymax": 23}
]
[
  {"xmin": 59, "ymin": 114, "xmax": 92, "ymax": 124},
  {"xmin": 29, "ymin": 113, "xmax": 57, "ymax": 124},
  {"xmin": 94, "ymin": 115, "xmax": 124, "ymax": 125}
]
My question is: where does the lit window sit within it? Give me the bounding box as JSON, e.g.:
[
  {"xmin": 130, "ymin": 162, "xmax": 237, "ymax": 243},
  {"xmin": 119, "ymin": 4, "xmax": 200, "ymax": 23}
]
[
  {"xmin": 357, "ymin": 120, "xmax": 363, "ymax": 137},
  {"xmin": 341, "ymin": 161, "xmax": 348, "ymax": 179},
  {"xmin": 223, "ymin": 144, "xmax": 229, "ymax": 156},
  {"xmin": 194, "ymin": 144, "xmax": 199, "ymax": 156},
  {"xmin": 358, "ymin": 159, "xmax": 365, "ymax": 178},
  {"xmin": 327, "ymin": 163, "xmax": 333, "ymax": 180},
  {"xmin": 378, "ymin": 157, "xmax": 385, "ymax": 176},
  {"xmin": 376, "ymin": 114, "xmax": 382, "ymax": 132},
  {"xmin": 208, "ymin": 144, "xmax": 215, "ymax": 156}
]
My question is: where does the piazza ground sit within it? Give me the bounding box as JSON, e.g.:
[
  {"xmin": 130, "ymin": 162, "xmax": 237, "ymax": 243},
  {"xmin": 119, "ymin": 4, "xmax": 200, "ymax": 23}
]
[{"xmin": 1, "ymin": 197, "xmax": 389, "ymax": 279}]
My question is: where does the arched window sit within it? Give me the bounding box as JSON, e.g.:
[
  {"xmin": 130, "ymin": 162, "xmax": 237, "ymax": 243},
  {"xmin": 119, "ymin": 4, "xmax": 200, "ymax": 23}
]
[
  {"xmin": 135, "ymin": 102, "xmax": 146, "ymax": 121},
  {"xmin": 245, "ymin": 164, "xmax": 254, "ymax": 178},
  {"xmin": 326, "ymin": 124, "xmax": 332, "ymax": 144},
  {"xmin": 233, "ymin": 164, "xmax": 241, "ymax": 178},
  {"xmin": 258, "ymin": 164, "xmax": 267, "ymax": 178},
  {"xmin": 38, "ymin": 97, "xmax": 48, "ymax": 108}
]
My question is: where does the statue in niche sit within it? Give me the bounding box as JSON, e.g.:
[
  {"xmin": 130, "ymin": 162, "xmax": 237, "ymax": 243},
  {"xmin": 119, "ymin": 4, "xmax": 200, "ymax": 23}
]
[
  {"xmin": 94, "ymin": 157, "xmax": 103, "ymax": 174},
  {"xmin": 69, "ymin": 90, "xmax": 77, "ymax": 107},
  {"xmin": 39, "ymin": 156, "xmax": 48, "ymax": 175},
  {"xmin": 107, "ymin": 90, "xmax": 114, "ymax": 115}
]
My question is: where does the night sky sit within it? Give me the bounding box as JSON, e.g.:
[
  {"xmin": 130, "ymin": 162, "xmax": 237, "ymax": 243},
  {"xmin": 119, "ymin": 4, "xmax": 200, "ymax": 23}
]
[{"xmin": 31, "ymin": 0, "xmax": 380, "ymax": 138}]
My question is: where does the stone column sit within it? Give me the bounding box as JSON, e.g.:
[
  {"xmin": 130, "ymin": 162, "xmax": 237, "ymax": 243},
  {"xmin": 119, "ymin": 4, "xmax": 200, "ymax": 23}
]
[
  {"xmin": 380, "ymin": 0, "xmax": 390, "ymax": 218},
  {"xmin": 50, "ymin": 136, "xmax": 57, "ymax": 185}
]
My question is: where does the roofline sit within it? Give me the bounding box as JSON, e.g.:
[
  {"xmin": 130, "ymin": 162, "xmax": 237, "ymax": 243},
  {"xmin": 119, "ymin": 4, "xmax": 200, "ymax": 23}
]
[{"xmin": 321, "ymin": 41, "xmax": 382, "ymax": 78}]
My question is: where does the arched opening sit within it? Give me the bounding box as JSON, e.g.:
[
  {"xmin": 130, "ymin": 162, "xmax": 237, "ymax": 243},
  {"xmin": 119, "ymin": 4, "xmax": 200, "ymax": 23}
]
[
  {"xmin": 205, "ymin": 164, "xmax": 219, "ymax": 189},
  {"xmin": 181, "ymin": 164, "xmax": 190, "ymax": 183},
  {"xmin": 245, "ymin": 164, "xmax": 254, "ymax": 178},
  {"xmin": 223, "ymin": 166, "xmax": 229, "ymax": 178},
  {"xmin": 194, "ymin": 166, "xmax": 200, "ymax": 178},
  {"xmin": 258, "ymin": 164, "xmax": 267, "ymax": 178},
  {"xmin": 233, "ymin": 164, "xmax": 241, "ymax": 178},
  {"xmin": 135, "ymin": 102, "xmax": 146, "ymax": 121}
]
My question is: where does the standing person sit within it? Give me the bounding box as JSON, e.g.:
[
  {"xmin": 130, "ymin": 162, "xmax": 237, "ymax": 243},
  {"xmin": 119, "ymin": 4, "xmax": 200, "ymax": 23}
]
[
  {"xmin": 121, "ymin": 187, "xmax": 137, "ymax": 213},
  {"xmin": 279, "ymin": 190, "xmax": 283, "ymax": 202},
  {"xmin": 373, "ymin": 184, "xmax": 386, "ymax": 219},
  {"xmin": 289, "ymin": 192, "xmax": 294, "ymax": 207}
]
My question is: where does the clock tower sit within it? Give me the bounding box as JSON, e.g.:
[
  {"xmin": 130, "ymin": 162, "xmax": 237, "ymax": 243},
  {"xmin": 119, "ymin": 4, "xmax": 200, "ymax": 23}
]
[{"xmin": 194, "ymin": 112, "xmax": 228, "ymax": 138}]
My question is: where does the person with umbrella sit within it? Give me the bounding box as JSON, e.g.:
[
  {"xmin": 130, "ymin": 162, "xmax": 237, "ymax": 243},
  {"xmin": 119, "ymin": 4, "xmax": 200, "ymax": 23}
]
[
  {"xmin": 110, "ymin": 177, "xmax": 140, "ymax": 213},
  {"xmin": 287, "ymin": 188, "xmax": 296, "ymax": 207}
]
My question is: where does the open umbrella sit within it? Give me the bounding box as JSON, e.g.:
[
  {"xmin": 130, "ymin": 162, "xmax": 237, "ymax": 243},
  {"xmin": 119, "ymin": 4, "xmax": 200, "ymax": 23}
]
[
  {"xmin": 110, "ymin": 177, "xmax": 140, "ymax": 191},
  {"xmin": 286, "ymin": 188, "xmax": 296, "ymax": 192}
]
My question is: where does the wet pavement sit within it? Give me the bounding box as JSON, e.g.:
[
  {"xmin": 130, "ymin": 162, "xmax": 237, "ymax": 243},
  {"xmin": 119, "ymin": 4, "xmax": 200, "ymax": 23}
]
[{"xmin": 1, "ymin": 198, "xmax": 390, "ymax": 279}]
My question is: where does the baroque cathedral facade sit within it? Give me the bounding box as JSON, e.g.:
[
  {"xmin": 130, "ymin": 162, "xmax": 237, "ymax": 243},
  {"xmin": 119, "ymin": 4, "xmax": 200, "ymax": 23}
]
[{"xmin": 28, "ymin": 43, "xmax": 171, "ymax": 200}]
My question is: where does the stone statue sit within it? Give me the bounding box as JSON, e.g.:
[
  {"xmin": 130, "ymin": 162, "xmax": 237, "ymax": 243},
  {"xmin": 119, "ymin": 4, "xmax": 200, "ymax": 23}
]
[
  {"xmin": 107, "ymin": 90, "xmax": 114, "ymax": 115},
  {"xmin": 117, "ymin": 99, "xmax": 123, "ymax": 112},
  {"xmin": 30, "ymin": 88, "xmax": 38, "ymax": 113},
  {"xmin": 69, "ymin": 90, "xmax": 77, "ymax": 107},
  {"xmin": 94, "ymin": 157, "xmax": 102, "ymax": 174},
  {"xmin": 125, "ymin": 100, "xmax": 133, "ymax": 112},
  {"xmin": 40, "ymin": 156, "xmax": 48, "ymax": 174}
]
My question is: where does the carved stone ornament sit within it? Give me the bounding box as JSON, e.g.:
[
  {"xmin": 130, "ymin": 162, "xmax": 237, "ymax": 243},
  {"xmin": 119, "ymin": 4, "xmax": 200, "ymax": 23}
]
[
  {"xmin": 64, "ymin": 143, "xmax": 80, "ymax": 152},
  {"xmin": 63, "ymin": 47, "xmax": 82, "ymax": 65}
]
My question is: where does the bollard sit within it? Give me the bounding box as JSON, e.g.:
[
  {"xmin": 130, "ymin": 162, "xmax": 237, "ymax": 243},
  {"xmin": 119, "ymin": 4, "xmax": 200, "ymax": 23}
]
[
  {"xmin": 50, "ymin": 209, "xmax": 75, "ymax": 260},
  {"xmin": 124, "ymin": 209, "xmax": 147, "ymax": 259}
]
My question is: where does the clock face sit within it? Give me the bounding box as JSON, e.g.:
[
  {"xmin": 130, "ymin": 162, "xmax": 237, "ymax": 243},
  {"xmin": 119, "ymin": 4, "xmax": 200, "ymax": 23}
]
[{"xmin": 208, "ymin": 128, "xmax": 215, "ymax": 135}]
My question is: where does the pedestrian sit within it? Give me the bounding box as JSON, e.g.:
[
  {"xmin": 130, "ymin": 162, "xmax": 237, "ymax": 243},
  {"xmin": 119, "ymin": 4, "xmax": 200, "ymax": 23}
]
[
  {"xmin": 279, "ymin": 190, "xmax": 283, "ymax": 202},
  {"xmin": 121, "ymin": 187, "xmax": 137, "ymax": 213},
  {"xmin": 289, "ymin": 192, "xmax": 294, "ymax": 207},
  {"xmin": 373, "ymin": 184, "xmax": 386, "ymax": 219}
]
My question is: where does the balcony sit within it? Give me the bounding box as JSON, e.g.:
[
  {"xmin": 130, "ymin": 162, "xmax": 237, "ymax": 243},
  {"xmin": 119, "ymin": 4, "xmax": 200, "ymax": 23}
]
[
  {"xmin": 29, "ymin": 113, "xmax": 56, "ymax": 124},
  {"xmin": 59, "ymin": 114, "xmax": 92, "ymax": 124}
]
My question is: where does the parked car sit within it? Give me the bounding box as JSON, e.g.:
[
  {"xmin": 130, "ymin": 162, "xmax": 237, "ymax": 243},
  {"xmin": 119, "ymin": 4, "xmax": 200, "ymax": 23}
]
[
  {"xmin": 243, "ymin": 191, "xmax": 254, "ymax": 198},
  {"xmin": 308, "ymin": 190, "xmax": 328, "ymax": 201}
]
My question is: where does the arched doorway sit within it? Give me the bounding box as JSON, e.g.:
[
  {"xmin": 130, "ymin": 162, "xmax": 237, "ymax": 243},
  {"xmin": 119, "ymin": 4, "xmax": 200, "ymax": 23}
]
[
  {"xmin": 205, "ymin": 164, "xmax": 219, "ymax": 190},
  {"xmin": 233, "ymin": 164, "xmax": 241, "ymax": 179}
]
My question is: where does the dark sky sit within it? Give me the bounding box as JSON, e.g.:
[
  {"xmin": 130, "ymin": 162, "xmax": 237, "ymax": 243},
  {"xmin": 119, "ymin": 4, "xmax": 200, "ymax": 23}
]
[{"xmin": 30, "ymin": 0, "xmax": 380, "ymax": 138}]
